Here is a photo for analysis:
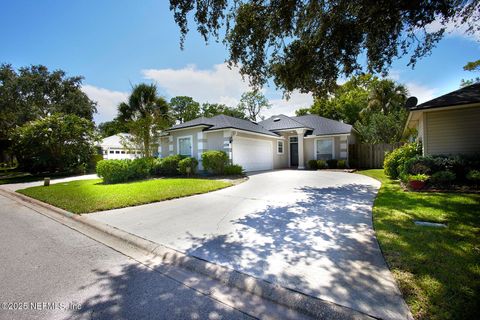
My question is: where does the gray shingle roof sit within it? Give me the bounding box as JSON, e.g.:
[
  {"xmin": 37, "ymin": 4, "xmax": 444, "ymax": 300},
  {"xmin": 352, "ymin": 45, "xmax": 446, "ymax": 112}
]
[
  {"xmin": 258, "ymin": 114, "xmax": 311, "ymax": 131},
  {"xmin": 167, "ymin": 114, "xmax": 352, "ymax": 137},
  {"xmin": 292, "ymin": 115, "xmax": 352, "ymax": 135},
  {"xmin": 410, "ymin": 83, "xmax": 480, "ymax": 111},
  {"xmin": 168, "ymin": 114, "xmax": 279, "ymax": 137}
]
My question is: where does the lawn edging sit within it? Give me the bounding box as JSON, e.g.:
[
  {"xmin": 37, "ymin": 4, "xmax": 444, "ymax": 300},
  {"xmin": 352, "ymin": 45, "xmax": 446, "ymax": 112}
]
[{"xmin": 0, "ymin": 187, "xmax": 374, "ymax": 320}]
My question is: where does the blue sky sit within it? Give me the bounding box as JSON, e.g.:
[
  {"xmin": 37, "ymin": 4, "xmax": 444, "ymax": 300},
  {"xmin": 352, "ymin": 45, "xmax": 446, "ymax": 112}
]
[{"xmin": 1, "ymin": 0, "xmax": 479, "ymax": 123}]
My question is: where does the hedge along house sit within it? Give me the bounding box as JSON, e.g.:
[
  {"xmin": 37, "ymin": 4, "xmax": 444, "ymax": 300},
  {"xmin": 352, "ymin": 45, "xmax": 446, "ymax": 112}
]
[
  {"xmin": 405, "ymin": 83, "xmax": 480, "ymax": 156},
  {"xmin": 158, "ymin": 114, "xmax": 356, "ymax": 172}
]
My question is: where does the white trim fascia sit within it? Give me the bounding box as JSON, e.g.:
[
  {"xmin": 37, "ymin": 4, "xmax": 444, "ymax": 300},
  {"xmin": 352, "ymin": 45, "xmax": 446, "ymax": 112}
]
[
  {"xmin": 168, "ymin": 125, "xmax": 209, "ymax": 133},
  {"xmin": 176, "ymin": 135, "xmax": 193, "ymax": 157},
  {"xmin": 304, "ymin": 133, "xmax": 350, "ymax": 139},
  {"xmin": 206, "ymin": 128, "xmax": 284, "ymax": 139},
  {"xmin": 314, "ymin": 137, "xmax": 335, "ymax": 160},
  {"xmin": 276, "ymin": 140, "xmax": 284, "ymax": 155},
  {"xmin": 274, "ymin": 127, "xmax": 311, "ymax": 133}
]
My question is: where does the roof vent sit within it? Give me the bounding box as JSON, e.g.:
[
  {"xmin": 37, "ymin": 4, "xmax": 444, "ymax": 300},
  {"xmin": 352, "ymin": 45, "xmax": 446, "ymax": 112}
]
[{"xmin": 273, "ymin": 117, "xmax": 281, "ymax": 122}]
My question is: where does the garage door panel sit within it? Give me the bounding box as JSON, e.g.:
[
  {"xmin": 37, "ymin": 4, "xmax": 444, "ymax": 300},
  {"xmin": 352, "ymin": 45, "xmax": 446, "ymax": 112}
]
[{"xmin": 232, "ymin": 137, "xmax": 273, "ymax": 172}]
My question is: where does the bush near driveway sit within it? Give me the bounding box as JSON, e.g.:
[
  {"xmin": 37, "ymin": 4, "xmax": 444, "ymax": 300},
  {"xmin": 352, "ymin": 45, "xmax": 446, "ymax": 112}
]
[
  {"xmin": 18, "ymin": 178, "xmax": 232, "ymax": 213},
  {"xmin": 360, "ymin": 169, "xmax": 480, "ymax": 320},
  {"xmin": 202, "ymin": 151, "xmax": 229, "ymax": 175},
  {"xmin": 96, "ymin": 158, "xmax": 155, "ymax": 184},
  {"xmin": 383, "ymin": 142, "xmax": 422, "ymax": 179},
  {"xmin": 223, "ymin": 164, "xmax": 244, "ymax": 175},
  {"xmin": 178, "ymin": 157, "xmax": 198, "ymax": 176}
]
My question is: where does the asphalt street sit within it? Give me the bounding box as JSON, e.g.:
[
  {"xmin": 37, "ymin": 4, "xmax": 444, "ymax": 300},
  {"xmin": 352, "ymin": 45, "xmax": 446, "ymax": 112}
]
[{"xmin": 0, "ymin": 194, "xmax": 252, "ymax": 320}]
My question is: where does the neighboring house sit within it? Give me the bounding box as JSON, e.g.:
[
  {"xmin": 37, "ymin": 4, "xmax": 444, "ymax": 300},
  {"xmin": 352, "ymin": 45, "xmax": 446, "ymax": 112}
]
[
  {"xmin": 98, "ymin": 133, "xmax": 143, "ymax": 160},
  {"xmin": 159, "ymin": 114, "xmax": 355, "ymax": 172},
  {"xmin": 405, "ymin": 83, "xmax": 480, "ymax": 156}
]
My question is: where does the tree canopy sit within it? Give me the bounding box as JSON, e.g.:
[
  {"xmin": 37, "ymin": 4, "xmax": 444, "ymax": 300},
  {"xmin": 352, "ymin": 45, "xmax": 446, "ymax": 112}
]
[
  {"xmin": 0, "ymin": 63, "xmax": 96, "ymax": 140},
  {"xmin": 169, "ymin": 0, "xmax": 479, "ymax": 95},
  {"xmin": 297, "ymin": 74, "xmax": 408, "ymax": 143},
  {"xmin": 12, "ymin": 113, "xmax": 97, "ymax": 173},
  {"xmin": 237, "ymin": 90, "xmax": 270, "ymax": 121},
  {"xmin": 169, "ymin": 96, "xmax": 201, "ymax": 123},
  {"xmin": 97, "ymin": 118, "xmax": 130, "ymax": 138},
  {"xmin": 201, "ymin": 102, "xmax": 247, "ymax": 119},
  {"xmin": 461, "ymin": 58, "xmax": 480, "ymax": 87}
]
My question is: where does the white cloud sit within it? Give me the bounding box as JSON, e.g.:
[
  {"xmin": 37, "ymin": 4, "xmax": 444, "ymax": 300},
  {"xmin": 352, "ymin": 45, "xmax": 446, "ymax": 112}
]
[
  {"xmin": 143, "ymin": 63, "xmax": 314, "ymax": 119},
  {"xmin": 142, "ymin": 63, "xmax": 252, "ymax": 105},
  {"xmin": 425, "ymin": 15, "xmax": 480, "ymax": 42},
  {"xmin": 262, "ymin": 91, "xmax": 314, "ymax": 118},
  {"xmin": 405, "ymin": 82, "xmax": 437, "ymax": 104},
  {"xmin": 82, "ymin": 85, "xmax": 128, "ymax": 124}
]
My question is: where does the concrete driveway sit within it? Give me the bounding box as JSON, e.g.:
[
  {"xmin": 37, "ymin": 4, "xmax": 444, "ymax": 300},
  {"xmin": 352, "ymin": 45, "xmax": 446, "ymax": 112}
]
[{"xmin": 89, "ymin": 170, "xmax": 410, "ymax": 319}]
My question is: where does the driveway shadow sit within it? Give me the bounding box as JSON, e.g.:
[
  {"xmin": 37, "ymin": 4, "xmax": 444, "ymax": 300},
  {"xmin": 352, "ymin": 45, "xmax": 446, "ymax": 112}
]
[{"xmin": 182, "ymin": 183, "xmax": 409, "ymax": 319}]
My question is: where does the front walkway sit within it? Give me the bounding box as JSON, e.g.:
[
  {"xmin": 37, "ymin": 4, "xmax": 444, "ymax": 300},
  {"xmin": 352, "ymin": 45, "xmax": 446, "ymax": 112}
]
[
  {"xmin": 0, "ymin": 174, "xmax": 98, "ymax": 192},
  {"xmin": 88, "ymin": 170, "xmax": 412, "ymax": 320}
]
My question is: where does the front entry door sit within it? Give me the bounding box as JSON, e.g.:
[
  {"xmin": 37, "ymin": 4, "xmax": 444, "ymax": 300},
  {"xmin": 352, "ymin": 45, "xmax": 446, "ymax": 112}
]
[{"xmin": 290, "ymin": 142, "xmax": 298, "ymax": 167}]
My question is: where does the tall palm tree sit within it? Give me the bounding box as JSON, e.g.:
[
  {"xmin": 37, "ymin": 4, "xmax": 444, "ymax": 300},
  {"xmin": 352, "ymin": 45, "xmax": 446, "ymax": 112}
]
[
  {"xmin": 364, "ymin": 80, "xmax": 408, "ymax": 116},
  {"xmin": 117, "ymin": 84, "xmax": 171, "ymax": 157}
]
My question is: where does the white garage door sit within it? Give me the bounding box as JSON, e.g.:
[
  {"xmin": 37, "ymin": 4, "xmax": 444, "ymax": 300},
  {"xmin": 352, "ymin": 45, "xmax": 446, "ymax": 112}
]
[{"xmin": 232, "ymin": 137, "xmax": 273, "ymax": 172}]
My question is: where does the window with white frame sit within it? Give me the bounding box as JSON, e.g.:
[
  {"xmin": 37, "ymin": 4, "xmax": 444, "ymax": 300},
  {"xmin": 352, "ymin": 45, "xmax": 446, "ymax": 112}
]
[
  {"xmin": 177, "ymin": 136, "xmax": 192, "ymax": 156},
  {"xmin": 277, "ymin": 140, "xmax": 284, "ymax": 154},
  {"xmin": 315, "ymin": 138, "xmax": 334, "ymax": 160}
]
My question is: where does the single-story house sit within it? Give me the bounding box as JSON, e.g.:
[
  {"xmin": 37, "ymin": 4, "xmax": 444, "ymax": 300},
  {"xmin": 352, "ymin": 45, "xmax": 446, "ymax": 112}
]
[
  {"xmin": 405, "ymin": 83, "xmax": 480, "ymax": 156},
  {"xmin": 159, "ymin": 114, "xmax": 356, "ymax": 171},
  {"xmin": 99, "ymin": 133, "xmax": 143, "ymax": 160}
]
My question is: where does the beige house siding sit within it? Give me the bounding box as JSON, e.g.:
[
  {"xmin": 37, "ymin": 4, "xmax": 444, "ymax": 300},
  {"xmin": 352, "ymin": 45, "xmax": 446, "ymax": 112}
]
[
  {"xmin": 304, "ymin": 136, "xmax": 348, "ymax": 165},
  {"xmin": 425, "ymin": 106, "xmax": 480, "ymax": 155}
]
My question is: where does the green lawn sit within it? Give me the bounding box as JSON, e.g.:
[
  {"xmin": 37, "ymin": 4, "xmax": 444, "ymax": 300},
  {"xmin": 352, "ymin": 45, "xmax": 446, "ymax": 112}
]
[
  {"xmin": 18, "ymin": 178, "xmax": 232, "ymax": 214},
  {"xmin": 359, "ymin": 169, "xmax": 480, "ymax": 320}
]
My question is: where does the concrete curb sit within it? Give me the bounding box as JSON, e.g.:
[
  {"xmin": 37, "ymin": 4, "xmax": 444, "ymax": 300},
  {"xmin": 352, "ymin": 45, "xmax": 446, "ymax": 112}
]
[{"xmin": 0, "ymin": 188, "xmax": 375, "ymax": 320}]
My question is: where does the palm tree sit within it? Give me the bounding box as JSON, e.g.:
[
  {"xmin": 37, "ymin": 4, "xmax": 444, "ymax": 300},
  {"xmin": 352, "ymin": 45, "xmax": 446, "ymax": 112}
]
[
  {"xmin": 118, "ymin": 84, "xmax": 171, "ymax": 157},
  {"xmin": 362, "ymin": 80, "xmax": 408, "ymax": 116}
]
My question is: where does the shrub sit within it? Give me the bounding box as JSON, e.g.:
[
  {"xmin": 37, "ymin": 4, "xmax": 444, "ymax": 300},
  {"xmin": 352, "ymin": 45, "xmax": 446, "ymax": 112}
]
[
  {"xmin": 157, "ymin": 155, "xmax": 184, "ymax": 176},
  {"xmin": 178, "ymin": 157, "xmax": 198, "ymax": 176},
  {"xmin": 224, "ymin": 164, "xmax": 244, "ymax": 175},
  {"xmin": 384, "ymin": 142, "xmax": 421, "ymax": 179},
  {"xmin": 202, "ymin": 150, "xmax": 229, "ymax": 175},
  {"xmin": 317, "ymin": 160, "xmax": 327, "ymax": 169},
  {"xmin": 129, "ymin": 157, "xmax": 154, "ymax": 180},
  {"xmin": 88, "ymin": 154, "xmax": 104, "ymax": 173},
  {"xmin": 337, "ymin": 160, "xmax": 347, "ymax": 169},
  {"xmin": 96, "ymin": 159, "xmax": 132, "ymax": 184},
  {"xmin": 402, "ymin": 156, "xmax": 434, "ymax": 176},
  {"xmin": 466, "ymin": 169, "xmax": 480, "ymax": 183},
  {"xmin": 431, "ymin": 171, "xmax": 456, "ymax": 185},
  {"xmin": 408, "ymin": 174, "xmax": 429, "ymax": 182},
  {"xmin": 326, "ymin": 159, "xmax": 338, "ymax": 169},
  {"xmin": 308, "ymin": 160, "xmax": 318, "ymax": 170}
]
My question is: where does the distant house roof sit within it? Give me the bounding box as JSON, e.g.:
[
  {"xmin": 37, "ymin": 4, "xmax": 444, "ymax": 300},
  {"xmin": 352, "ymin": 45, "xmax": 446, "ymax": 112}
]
[
  {"xmin": 410, "ymin": 83, "xmax": 480, "ymax": 111},
  {"xmin": 99, "ymin": 133, "xmax": 132, "ymax": 148},
  {"xmin": 168, "ymin": 114, "xmax": 279, "ymax": 137},
  {"xmin": 168, "ymin": 114, "xmax": 353, "ymax": 137}
]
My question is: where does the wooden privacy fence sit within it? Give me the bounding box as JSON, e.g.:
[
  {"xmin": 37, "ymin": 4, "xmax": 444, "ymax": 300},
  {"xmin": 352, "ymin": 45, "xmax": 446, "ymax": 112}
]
[{"xmin": 349, "ymin": 143, "xmax": 403, "ymax": 169}]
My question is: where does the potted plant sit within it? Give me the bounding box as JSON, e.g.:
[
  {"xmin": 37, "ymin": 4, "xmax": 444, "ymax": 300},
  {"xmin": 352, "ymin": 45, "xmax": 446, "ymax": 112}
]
[{"xmin": 408, "ymin": 174, "xmax": 429, "ymax": 190}]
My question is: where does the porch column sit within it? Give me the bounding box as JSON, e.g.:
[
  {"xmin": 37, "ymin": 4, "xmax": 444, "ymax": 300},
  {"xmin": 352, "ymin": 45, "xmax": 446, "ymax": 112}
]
[
  {"xmin": 168, "ymin": 135, "xmax": 174, "ymax": 156},
  {"xmin": 296, "ymin": 129, "xmax": 306, "ymax": 169},
  {"xmin": 223, "ymin": 130, "xmax": 233, "ymax": 163},
  {"xmin": 197, "ymin": 131, "xmax": 208, "ymax": 170}
]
